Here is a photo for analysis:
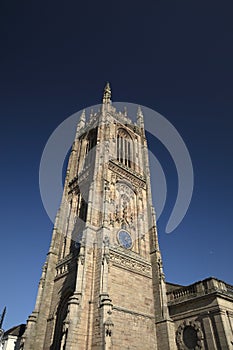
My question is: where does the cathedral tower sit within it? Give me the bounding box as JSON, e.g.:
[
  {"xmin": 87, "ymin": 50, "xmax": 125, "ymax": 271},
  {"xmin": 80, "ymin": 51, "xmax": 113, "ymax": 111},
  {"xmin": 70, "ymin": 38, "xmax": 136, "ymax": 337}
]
[{"xmin": 22, "ymin": 84, "xmax": 176, "ymax": 349}]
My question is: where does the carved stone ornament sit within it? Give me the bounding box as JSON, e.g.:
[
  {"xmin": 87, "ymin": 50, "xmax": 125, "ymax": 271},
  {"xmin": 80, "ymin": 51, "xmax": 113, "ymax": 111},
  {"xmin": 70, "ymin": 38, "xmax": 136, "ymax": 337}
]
[
  {"xmin": 114, "ymin": 181, "xmax": 137, "ymax": 231},
  {"xmin": 176, "ymin": 320, "xmax": 204, "ymax": 350},
  {"xmin": 109, "ymin": 250, "xmax": 151, "ymax": 276},
  {"xmin": 103, "ymin": 235, "xmax": 110, "ymax": 247},
  {"xmin": 104, "ymin": 317, "xmax": 114, "ymax": 337},
  {"xmin": 108, "ymin": 159, "xmax": 146, "ymax": 189}
]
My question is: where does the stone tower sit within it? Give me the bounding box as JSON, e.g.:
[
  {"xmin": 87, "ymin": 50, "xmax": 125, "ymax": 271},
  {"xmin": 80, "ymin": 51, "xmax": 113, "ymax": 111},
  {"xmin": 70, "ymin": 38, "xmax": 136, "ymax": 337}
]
[{"xmin": 22, "ymin": 84, "xmax": 176, "ymax": 350}]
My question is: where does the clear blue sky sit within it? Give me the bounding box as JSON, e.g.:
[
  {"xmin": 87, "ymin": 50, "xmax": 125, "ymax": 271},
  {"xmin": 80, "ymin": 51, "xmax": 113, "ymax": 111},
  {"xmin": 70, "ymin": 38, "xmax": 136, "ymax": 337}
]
[{"xmin": 0, "ymin": 0, "xmax": 232, "ymax": 331}]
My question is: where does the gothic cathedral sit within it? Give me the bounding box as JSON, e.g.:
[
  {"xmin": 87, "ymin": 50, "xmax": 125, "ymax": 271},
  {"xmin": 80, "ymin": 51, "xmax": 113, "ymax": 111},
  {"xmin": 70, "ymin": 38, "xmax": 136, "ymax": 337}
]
[{"xmin": 22, "ymin": 84, "xmax": 233, "ymax": 350}]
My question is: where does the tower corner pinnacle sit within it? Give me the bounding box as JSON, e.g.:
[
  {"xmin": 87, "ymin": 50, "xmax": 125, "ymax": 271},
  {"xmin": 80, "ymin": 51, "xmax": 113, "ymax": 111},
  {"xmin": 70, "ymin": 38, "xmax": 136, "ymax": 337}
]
[
  {"xmin": 137, "ymin": 106, "xmax": 144, "ymax": 123},
  {"xmin": 102, "ymin": 82, "xmax": 112, "ymax": 104},
  {"xmin": 137, "ymin": 106, "xmax": 145, "ymax": 135},
  {"xmin": 80, "ymin": 109, "xmax": 86, "ymax": 122},
  {"xmin": 75, "ymin": 109, "xmax": 86, "ymax": 137}
]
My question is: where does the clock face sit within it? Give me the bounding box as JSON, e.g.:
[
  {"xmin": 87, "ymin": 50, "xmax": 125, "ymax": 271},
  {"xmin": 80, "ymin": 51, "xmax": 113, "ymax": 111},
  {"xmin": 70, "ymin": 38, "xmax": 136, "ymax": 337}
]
[{"xmin": 117, "ymin": 230, "xmax": 132, "ymax": 249}]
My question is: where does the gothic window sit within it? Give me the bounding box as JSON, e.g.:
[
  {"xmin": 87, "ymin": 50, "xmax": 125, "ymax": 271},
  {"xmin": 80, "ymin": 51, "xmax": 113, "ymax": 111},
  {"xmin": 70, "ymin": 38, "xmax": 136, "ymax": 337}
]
[
  {"xmin": 83, "ymin": 127, "xmax": 97, "ymax": 169},
  {"xmin": 115, "ymin": 182, "xmax": 136, "ymax": 231},
  {"xmin": 78, "ymin": 197, "xmax": 88, "ymax": 222},
  {"xmin": 51, "ymin": 293, "xmax": 72, "ymax": 350},
  {"xmin": 117, "ymin": 129, "xmax": 132, "ymax": 168}
]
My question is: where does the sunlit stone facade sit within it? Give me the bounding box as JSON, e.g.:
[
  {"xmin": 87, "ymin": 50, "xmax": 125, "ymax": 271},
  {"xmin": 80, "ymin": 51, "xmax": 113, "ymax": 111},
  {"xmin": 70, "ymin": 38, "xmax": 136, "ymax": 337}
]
[{"xmin": 22, "ymin": 85, "xmax": 233, "ymax": 350}]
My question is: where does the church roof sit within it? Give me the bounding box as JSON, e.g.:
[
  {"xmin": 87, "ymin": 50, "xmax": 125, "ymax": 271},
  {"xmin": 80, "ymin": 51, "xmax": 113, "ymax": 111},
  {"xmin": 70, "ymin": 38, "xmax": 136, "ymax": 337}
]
[{"xmin": 3, "ymin": 324, "xmax": 26, "ymax": 337}]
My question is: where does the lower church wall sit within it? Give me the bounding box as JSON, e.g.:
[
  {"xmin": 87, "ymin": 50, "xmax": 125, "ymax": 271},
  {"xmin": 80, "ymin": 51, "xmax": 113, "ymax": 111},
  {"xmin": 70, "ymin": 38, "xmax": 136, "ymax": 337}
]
[
  {"xmin": 108, "ymin": 263, "xmax": 155, "ymax": 316},
  {"xmin": 103, "ymin": 263, "xmax": 158, "ymax": 349},
  {"xmin": 110, "ymin": 309, "xmax": 157, "ymax": 350}
]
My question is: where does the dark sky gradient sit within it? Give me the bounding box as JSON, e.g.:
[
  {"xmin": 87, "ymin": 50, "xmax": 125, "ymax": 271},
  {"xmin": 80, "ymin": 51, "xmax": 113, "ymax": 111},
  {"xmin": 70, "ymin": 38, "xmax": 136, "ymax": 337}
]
[{"xmin": 0, "ymin": 0, "xmax": 232, "ymax": 330}]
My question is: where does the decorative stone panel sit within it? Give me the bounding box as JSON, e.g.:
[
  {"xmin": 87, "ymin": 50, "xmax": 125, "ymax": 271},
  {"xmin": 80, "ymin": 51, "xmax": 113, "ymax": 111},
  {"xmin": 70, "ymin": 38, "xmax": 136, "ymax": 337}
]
[{"xmin": 176, "ymin": 320, "xmax": 204, "ymax": 350}]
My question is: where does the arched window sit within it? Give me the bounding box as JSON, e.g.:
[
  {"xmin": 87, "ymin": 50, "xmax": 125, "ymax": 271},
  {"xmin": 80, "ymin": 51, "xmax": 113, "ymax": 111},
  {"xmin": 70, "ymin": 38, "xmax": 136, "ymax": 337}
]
[
  {"xmin": 117, "ymin": 129, "xmax": 132, "ymax": 168},
  {"xmin": 50, "ymin": 292, "xmax": 73, "ymax": 350},
  {"xmin": 83, "ymin": 127, "xmax": 97, "ymax": 169},
  {"xmin": 76, "ymin": 193, "xmax": 88, "ymax": 222},
  {"xmin": 79, "ymin": 197, "xmax": 88, "ymax": 222}
]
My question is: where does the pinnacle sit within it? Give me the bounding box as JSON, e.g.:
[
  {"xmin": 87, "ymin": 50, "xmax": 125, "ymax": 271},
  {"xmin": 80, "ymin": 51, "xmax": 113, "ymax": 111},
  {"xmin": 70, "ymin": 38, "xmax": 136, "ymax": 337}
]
[{"xmin": 102, "ymin": 82, "xmax": 112, "ymax": 104}]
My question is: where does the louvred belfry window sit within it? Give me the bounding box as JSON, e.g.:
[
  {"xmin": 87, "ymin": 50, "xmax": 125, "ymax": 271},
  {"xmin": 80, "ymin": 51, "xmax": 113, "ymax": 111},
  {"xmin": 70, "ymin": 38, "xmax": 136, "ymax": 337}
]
[
  {"xmin": 83, "ymin": 127, "xmax": 97, "ymax": 169},
  {"xmin": 117, "ymin": 129, "xmax": 132, "ymax": 168}
]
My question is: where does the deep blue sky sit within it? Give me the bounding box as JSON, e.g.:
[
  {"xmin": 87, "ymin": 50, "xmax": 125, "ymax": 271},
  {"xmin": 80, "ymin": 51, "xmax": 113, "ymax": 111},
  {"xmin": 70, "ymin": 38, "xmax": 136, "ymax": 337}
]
[{"xmin": 0, "ymin": 0, "xmax": 232, "ymax": 330}]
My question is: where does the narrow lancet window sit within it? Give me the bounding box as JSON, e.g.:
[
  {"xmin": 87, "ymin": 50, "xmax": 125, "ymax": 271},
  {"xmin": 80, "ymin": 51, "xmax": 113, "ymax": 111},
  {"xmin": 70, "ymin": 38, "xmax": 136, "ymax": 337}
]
[{"xmin": 116, "ymin": 129, "xmax": 132, "ymax": 168}]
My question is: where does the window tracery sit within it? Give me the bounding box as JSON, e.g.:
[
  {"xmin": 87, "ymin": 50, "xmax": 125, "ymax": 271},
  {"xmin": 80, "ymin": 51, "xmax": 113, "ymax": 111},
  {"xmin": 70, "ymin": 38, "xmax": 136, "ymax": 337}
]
[
  {"xmin": 83, "ymin": 127, "xmax": 97, "ymax": 169},
  {"xmin": 117, "ymin": 129, "xmax": 133, "ymax": 168},
  {"xmin": 114, "ymin": 182, "xmax": 136, "ymax": 231}
]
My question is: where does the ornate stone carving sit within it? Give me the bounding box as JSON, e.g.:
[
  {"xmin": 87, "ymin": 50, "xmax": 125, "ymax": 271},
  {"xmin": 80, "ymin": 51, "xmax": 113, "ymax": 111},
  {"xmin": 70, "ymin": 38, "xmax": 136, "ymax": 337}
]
[
  {"xmin": 176, "ymin": 320, "xmax": 204, "ymax": 350},
  {"xmin": 79, "ymin": 248, "xmax": 85, "ymax": 265},
  {"xmin": 108, "ymin": 159, "xmax": 146, "ymax": 189},
  {"xmin": 103, "ymin": 235, "xmax": 110, "ymax": 247},
  {"xmin": 113, "ymin": 181, "xmax": 138, "ymax": 232},
  {"xmin": 55, "ymin": 254, "xmax": 73, "ymax": 279},
  {"xmin": 109, "ymin": 249, "xmax": 151, "ymax": 277},
  {"xmin": 102, "ymin": 82, "xmax": 111, "ymax": 104},
  {"xmin": 157, "ymin": 257, "xmax": 165, "ymax": 283},
  {"xmin": 104, "ymin": 317, "xmax": 114, "ymax": 337}
]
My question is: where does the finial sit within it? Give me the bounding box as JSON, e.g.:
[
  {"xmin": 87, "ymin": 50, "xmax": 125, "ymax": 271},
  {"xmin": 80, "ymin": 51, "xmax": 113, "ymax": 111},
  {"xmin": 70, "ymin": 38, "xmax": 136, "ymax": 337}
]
[
  {"xmin": 137, "ymin": 105, "xmax": 144, "ymax": 128},
  {"xmin": 80, "ymin": 109, "xmax": 86, "ymax": 122},
  {"xmin": 102, "ymin": 82, "xmax": 112, "ymax": 104},
  {"xmin": 75, "ymin": 110, "xmax": 86, "ymax": 137},
  {"xmin": 137, "ymin": 106, "xmax": 143, "ymax": 118}
]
